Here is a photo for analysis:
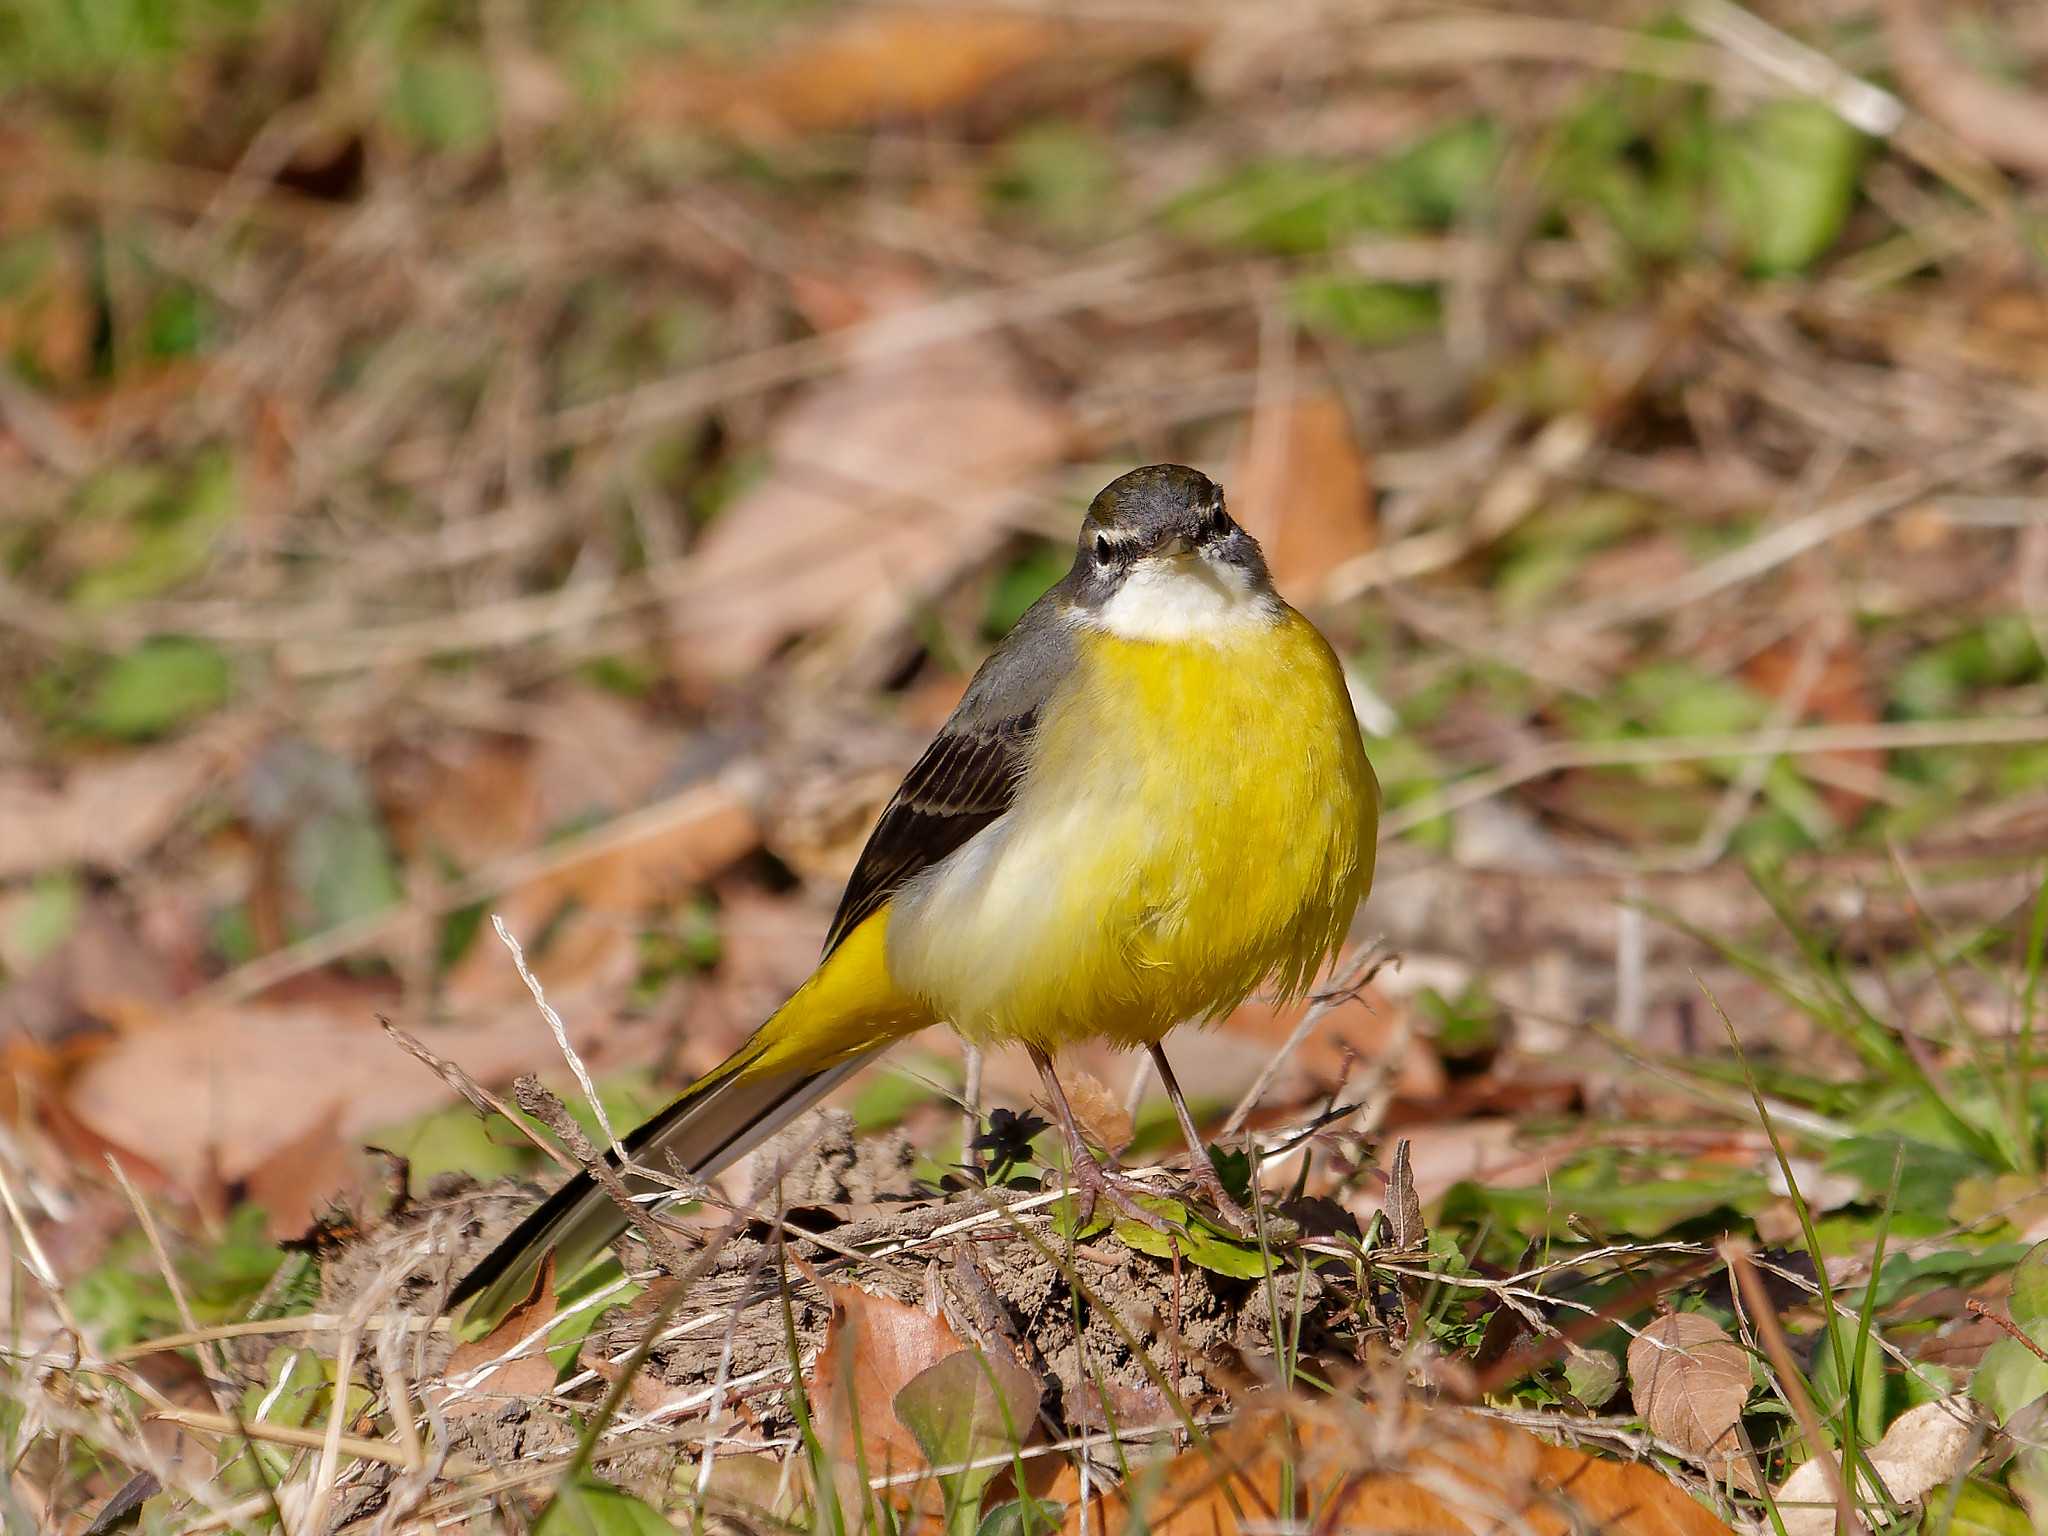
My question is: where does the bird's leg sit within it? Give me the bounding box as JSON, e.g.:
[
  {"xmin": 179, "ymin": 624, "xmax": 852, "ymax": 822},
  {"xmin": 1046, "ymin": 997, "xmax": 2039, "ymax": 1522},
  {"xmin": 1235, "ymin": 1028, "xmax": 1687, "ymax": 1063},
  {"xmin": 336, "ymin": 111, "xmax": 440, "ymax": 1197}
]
[
  {"xmin": 1028, "ymin": 1044, "xmax": 1172, "ymax": 1233},
  {"xmin": 1148, "ymin": 1043, "xmax": 1258, "ymax": 1234},
  {"xmin": 959, "ymin": 1041, "xmax": 983, "ymax": 1182}
]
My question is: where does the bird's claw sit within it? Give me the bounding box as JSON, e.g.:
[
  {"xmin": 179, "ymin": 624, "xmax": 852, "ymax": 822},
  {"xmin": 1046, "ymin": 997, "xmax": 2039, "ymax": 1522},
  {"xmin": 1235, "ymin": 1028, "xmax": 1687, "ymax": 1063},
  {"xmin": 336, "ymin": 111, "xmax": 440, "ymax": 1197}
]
[
  {"xmin": 1178, "ymin": 1159, "xmax": 1260, "ymax": 1236},
  {"xmin": 1065, "ymin": 1154, "xmax": 1176, "ymax": 1234}
]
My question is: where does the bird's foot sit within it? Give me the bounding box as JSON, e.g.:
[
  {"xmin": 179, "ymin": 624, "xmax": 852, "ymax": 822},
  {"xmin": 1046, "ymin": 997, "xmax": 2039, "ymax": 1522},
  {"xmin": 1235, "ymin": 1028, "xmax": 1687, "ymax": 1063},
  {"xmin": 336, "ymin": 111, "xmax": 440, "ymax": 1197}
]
[
  {"xmin": 1065, "ymin": 1153, "xmax": 1175, "ymax": 1235},
  {"xmin": 1177, "ymin": 1156, "xmax": 1259, "ymax": 1237}
]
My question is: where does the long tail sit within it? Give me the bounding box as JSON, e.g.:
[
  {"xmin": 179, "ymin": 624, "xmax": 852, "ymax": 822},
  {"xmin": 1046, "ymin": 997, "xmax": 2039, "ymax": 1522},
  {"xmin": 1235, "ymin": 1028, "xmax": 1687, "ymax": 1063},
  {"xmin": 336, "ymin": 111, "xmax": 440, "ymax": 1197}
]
[{"xmin": 448, "ymin": 913, "xmax": 924, "ymax": 1324}]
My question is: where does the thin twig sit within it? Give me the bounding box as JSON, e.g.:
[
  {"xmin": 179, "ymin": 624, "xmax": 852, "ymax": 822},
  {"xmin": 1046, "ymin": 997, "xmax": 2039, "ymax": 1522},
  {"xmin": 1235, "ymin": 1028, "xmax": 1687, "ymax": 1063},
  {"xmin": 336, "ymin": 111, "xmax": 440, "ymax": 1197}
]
[
  {"xmin": 195, "ymin": 778, "xmax": 753, "ymax": 1005},
  {"xmin": 1966, "ymin": 1299, "xmax": 2048, "ymax": 1366},
  {"xmin": 1536, "ymin": 435, "xmax": 2027, "ymax": 636},
  {"xmin": 104, "ymin": 1157, "xmax": 290, "ymax": 1532},
  {"xmin": 1219, "ymin": 942, "xmax": 1393, "ymax": 1138},
  {"xmin": 511, "ymin": 1075, "xmax": 691, "ymax": 1279},
  {"xmin": 381, "ymin": 1017, "xmax": 577, "ymax": 1172},
  {"xmin": 148, "ymin": 1408, "xmax": 418, "ymax": 1470},
  {"xmin": 1724, "ymin": 1239, "xmax": 1869, "ymax": 1536},
  {"xmin": 495, "ymin": 914, "xmax": 620, "ymax": 1157},
  {"xmin": 1381, "ymin": 714, "xmax": 2048, "ymax": 840},
  {"xmin": 111, "ymin": 1312, "xmax": 444, "ymax": 1362}
]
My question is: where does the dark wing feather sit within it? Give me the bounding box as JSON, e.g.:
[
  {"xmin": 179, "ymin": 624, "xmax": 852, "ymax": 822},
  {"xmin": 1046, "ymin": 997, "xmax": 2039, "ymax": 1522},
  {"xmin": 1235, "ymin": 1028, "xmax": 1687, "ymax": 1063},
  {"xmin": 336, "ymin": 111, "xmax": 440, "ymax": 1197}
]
[
  {"xmin": 821, "ymin": 710, "xmax": 1035, "ymax": 955},
  {"xmin": 821, "ymin": 578, "xmax": 1076, "ymax": 958}
]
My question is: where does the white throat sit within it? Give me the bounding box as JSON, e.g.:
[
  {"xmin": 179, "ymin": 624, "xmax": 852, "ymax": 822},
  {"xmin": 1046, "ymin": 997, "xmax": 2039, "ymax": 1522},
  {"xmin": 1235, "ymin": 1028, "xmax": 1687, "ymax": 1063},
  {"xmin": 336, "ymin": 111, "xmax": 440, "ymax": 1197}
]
[{"xmin": 1089, "ymin": 556, "xmax": 1272, "ymax": 642}]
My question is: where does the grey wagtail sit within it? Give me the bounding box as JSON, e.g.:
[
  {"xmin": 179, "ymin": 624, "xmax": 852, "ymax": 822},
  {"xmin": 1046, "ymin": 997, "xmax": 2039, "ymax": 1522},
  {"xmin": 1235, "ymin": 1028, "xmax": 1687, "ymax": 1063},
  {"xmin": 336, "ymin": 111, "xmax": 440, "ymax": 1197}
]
[{"xmin": 451, "ymin": 464, "xmax": 1380, "ymax": 1322}]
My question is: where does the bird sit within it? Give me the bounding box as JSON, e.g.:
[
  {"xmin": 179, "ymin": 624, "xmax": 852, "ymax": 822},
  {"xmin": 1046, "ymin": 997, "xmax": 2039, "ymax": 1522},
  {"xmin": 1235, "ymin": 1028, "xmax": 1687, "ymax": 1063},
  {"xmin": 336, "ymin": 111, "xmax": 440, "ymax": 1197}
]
[{"xmin": 449, "ymin": 463, "xmax": 1380, "ymax": 1323}]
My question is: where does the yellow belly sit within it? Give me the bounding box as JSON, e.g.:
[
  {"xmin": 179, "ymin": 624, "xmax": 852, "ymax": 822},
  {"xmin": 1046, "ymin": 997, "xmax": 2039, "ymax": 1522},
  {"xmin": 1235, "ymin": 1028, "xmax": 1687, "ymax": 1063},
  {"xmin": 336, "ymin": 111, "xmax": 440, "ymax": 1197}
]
[{"xmin": 886, "ymin": 606, "xmax": 1379, "ymax": 1051}]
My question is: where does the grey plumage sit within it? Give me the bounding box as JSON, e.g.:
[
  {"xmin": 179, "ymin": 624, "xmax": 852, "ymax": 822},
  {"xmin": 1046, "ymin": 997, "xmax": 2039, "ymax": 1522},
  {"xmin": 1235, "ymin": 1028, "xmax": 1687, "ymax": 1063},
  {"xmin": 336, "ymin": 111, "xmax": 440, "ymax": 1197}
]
[{"xmin": 824, "ymin": 594, "xmax": 1070, "ymax": 954}]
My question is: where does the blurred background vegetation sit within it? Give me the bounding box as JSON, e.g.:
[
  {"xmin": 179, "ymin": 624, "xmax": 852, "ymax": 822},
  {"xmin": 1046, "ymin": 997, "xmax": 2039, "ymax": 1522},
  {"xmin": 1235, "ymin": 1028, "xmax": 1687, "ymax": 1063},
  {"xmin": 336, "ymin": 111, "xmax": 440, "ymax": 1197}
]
[{"xmin": 5, "ymin": 3, "xmax": 2048, "ymax": 1521}]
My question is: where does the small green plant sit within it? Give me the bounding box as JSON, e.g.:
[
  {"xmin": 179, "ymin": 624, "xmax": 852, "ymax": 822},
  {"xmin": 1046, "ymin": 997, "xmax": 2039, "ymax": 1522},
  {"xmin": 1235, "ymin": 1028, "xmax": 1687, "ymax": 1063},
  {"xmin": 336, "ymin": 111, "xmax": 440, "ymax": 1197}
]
[{"xmin": 892, "ymin": 1350, "xmax": 1041, "ymax": 1536}]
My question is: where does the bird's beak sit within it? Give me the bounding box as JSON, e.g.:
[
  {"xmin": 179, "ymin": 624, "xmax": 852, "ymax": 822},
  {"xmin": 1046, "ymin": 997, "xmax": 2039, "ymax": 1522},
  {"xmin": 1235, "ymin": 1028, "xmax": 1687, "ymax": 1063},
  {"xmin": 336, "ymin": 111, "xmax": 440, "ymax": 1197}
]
[{"xmin": 1157, "ymin": 533, "xmax": 1196, "ymax": 559}]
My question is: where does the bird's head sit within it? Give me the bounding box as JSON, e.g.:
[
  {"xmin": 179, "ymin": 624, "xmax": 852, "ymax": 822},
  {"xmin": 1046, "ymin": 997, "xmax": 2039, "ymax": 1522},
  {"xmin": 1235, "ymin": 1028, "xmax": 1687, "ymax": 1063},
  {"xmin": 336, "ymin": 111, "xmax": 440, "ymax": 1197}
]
[{"xmin": 1066, "ymin": 464, "xmax": 1274, "ymax": 640}]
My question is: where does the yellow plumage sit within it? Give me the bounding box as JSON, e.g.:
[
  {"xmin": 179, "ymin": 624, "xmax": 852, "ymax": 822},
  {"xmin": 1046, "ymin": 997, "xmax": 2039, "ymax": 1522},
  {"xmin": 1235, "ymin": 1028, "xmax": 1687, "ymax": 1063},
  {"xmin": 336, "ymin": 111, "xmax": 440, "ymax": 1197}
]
[
  {"xmin": 885, "ymin": 608, "xmax": 1377, "ymax": 1050},
  {"xmin": 742, "ymin": 908, "xmax": 924, "ymax": 1076}
]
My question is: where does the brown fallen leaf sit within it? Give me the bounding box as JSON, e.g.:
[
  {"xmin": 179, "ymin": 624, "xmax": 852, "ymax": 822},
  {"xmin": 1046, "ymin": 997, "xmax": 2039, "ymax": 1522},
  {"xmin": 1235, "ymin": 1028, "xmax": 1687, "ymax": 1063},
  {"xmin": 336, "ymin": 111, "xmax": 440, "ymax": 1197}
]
[
  {"xmin": 1060, "ymin": 1068, "xmax": 1133, "ymax": 1157},
  {"xmin": 1627, "ymin": 1312, "xmax": 1756, "ymax": 1490},
  {"xmin": 241, "ymin": 1103, "xmax": 356, "ymax": 1243},
  {"xmin": 434, "ymin": 1258, "xmax": 561, "ymax": 1415},
  {"xmin": 1741, "ymin": 638, "xmax": 1883, "ymax": 824},
  {"xmin": 1222, "ymin": 986, "xmax": 1443, "ymax": 1105},
  {"xmin": 633, "ymin": 11, "xmax": 1195, "ymax": 140},
  {"xmin": 668, "ymin": 324, "xmax": 1068, "ymax": 685},
  {"xmin": 1386, "ymin": 1138, "xmax": 1425, "ymax": 1249},
  {"xmin": 1771, "ymin": 1397, "xmax": 1975, "ymax": 1536},
  {"xmin": 1052, "ymin": 1394, "xmax": 1734, "ymax": 1536},
  {"xmin": 0, "ymin": 725, "xmax": 245, "ymax": 881},
  {"xmin": 810, "ymin": 1281, "xmax": 965, "ymax": 1487},
  {"xmin": 380, "ymin": 734, "xmax": 540, "ymax": 871},
  {"xmin": 61, "ymin": 997, "xmax": 664, "ymax": 1196},
  {"xmin": 0, "ymin": 204, "xmax": 91, "ymax": 385},
  {"xmin": 442, "ymin": 782, "xmax": 760, "ymax": 1013},
  {"xmin": 34, "ymin": 1087, "xmax": 177, "ymax": 1196},
  {"xmin": 0, "ymin": 888, "xmax": 185, "ymax": 1048},
  {"xmin": 496, "ymin": 781, "xmax": 758, "ymax": 918},
  {"xmin": 679, "ymin": 885, "xmax": 837, "ymax": 1072},
  {"xmin": 1228, "ymin": 392, "xmax": 1376, "ymax": 603},
  {"xmin": 526, "ymin": 686, "xmax": 678, "ymax": 830}
]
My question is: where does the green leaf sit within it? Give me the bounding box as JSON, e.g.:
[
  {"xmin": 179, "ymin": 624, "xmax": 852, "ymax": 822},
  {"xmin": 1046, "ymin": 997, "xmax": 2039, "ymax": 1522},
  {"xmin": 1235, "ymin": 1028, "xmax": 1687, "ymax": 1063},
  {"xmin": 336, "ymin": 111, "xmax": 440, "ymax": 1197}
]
[
  {"xmin": 893, "ymin": 1348, "xmax": 1040, "ymax": 1526},
  {"xmin": 983, "ymin": 544, "xmax": 1070, "ymax": 638},
  {"xmin": 1111, "ymin": 1200, "xmax": 1273, "ymax": 1279},
  {"xmin": 1862, "ymin": 1243, "xmax": 2033, "ymax": 1309},
  {"xmin": 1891, "ymin": 617, "xmax": 2044, "ymax": 718},
  {"xmin": 1971, "ymin": 1336, "xmax": 2048, "ymax": 1426},
  {"xmin": 1563, "ymin": 1346, "xmax": 1621, "ymax": 1408},
  {"xmin": 1416, "ymin": 982, "xmax": 1502, "ymax": 1066},
  {"xmin": 1548, "ymin": 70, "xmax": 1714, "ymax": 260},
  {"xmin": 1167, "ymin": 118, "xmax": 1501, "ymax": 253},
  {"xmin": 537, "ymin": 1478, "xmax": 676, "ymax": 1536},
  {"xmin": 1617, "ymin": 660, "xmax": 1769, "ymax": 744},
  {"xmin": 847, "ymin": 1062, "xmax": 945, "ymax": 1132},
  {"xmin": 369, "ymin": 1102, "xmax": 530, "ymax": 1190},
  {"xmin": 242, "ymin": 1347, "xmax": 327, "ymax": 1430},
  {"xmin": 1049, "ymin": 1194, "xmax": 1112, "ymax": 1242},
  {"xmin": 69, "ymin": 1204, "xmax": 292, "ymax": 1349},
  {"xmin": 6, "ymin": 871, "xmax": 80, "ymax": 968},
  {"xmin": 1808, "ymin": 1320, "xmax": 1886, "ymax": 1448},
  {"xmin": 1288, "ymin": 277, "xmax": 1440, "ymax": 345},
  {"xmin": 987, "ymin": 122, "xmax": 1120, "ymax": 237},
  {"xmin": 292, "ymin": 803, "xmax": 402, "ymax": 934},
  {"xmin": 1713, "ymin": 99, "xmax": 1866, "ymax": 274},
  {"xmin": 1381, "ymin": 117, "xmax": 1505, "ymax": 223},
  {"xmin": 1441, "ymin": 1165, "xmax": 1763, "ymax": 1238},
  {"xmin": 547, "ymin": 1261, "xmax": 638, "ymax": 1373},
  {"xmin": 148, "ymin": 283, "xmax": 211, "ymax": 358},
  {"xmin": 1207, "ymin": 1146, "xmax": 1253, "ymax": 1204},
  {"xmin": 69, "ymin": 452, "xmax": 236, "ymax": 610},
  {"xmin": 977, "ymin": 1498, "xmax": 1064, "ymax": 1536},
  {"xmin": 1168, "ymin": 159, "xmax": 1407, "ymax": 253},
  {"xmin": 78, "ymin": 637, "xmax": 231, "ymax": 738},
  {"xmin": 389, "ymin": 48, "xmax": 497, "ymax": 151},
  {"xmin": 1931, "ymin": 1483, "xmax": 2037, "ymax": 1536},
  {"xmin": 1827, "ymin": 1136, "xmax": 1986, "ymax": 1221},
  {"xmin": 893, "ymin": 1347, "xmax": 1038, "ymax": 1469},
  {"xmin": 2015, "ymin": 1241, "xmax": 2048, "ymax": 1327},
  {"xmin": 2013, "ymin": 1446, "xmax": 2048, "ymax": 1531}
]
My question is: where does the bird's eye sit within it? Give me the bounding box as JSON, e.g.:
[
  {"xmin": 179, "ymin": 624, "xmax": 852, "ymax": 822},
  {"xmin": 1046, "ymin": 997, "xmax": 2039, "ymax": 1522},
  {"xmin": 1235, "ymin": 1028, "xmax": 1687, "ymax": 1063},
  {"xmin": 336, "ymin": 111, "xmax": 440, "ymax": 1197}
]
[
  {"xmin": 1205, "ymin": 504, "xmax": 1231, "ymax": 539},
  {"xmin": 1093, "ymin": 533, "xmax": 1114, "ymax": 564}
]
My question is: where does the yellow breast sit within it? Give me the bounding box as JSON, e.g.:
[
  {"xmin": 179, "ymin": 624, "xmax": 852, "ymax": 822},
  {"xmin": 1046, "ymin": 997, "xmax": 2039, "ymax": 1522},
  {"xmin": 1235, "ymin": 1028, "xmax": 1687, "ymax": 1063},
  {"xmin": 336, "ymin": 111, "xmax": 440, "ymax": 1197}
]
[{"xmin": 885, "ymin": 605, "xmax": 1379, "ymax": 1051}]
